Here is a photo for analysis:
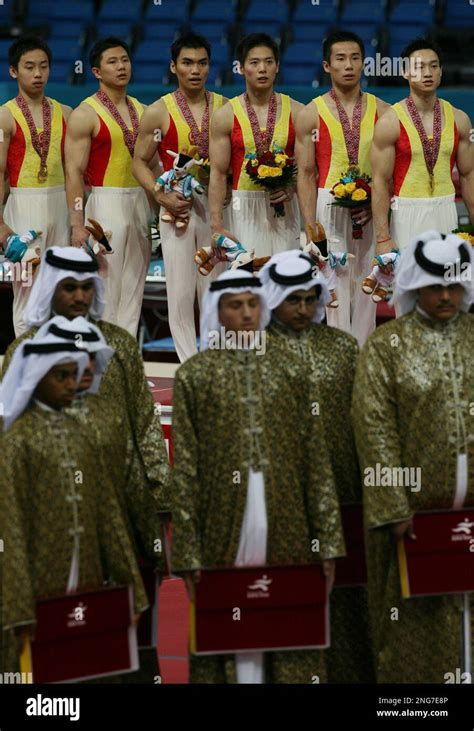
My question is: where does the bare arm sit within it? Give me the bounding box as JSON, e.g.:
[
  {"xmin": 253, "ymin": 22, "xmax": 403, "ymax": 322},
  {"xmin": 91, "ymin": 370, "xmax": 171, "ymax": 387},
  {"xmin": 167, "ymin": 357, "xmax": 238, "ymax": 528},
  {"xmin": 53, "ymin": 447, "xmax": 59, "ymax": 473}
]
[
  {"xmin": 64, "ymin": 104, "xmax": 95, "ymax": 246},
  {"xmin": 295, "ymin": 102, "xmax": 319, "ymax": 242},
  {"xmin": 61, "ymin": 103, "xmax": 73, "ymax": 123},
  {"xmin": 133, "ymin": 100, "xmax": 191, "ymax": 219},
  {"xmin": 370, "ymin": 109, "xmax": 399, "ymax": 255},
  {"xmin": 455, "ymin": 109, "xmax": 474, "ymax": 224},
  {"xmin": 0, "ymin": 107, "xmax": 15, "ymax": 245},
  {"xmin": 208, "ymin": 103, "xmax": 233, "ymax": 233}
]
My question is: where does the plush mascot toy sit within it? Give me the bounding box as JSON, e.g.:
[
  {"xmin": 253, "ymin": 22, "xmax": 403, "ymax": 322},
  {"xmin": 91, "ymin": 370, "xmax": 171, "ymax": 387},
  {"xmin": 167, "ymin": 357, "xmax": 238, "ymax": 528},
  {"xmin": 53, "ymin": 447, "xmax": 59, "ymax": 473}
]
[
  {"xmin": 303, "ymin": 224, "xmax": 354, "ymax": 308},
  {"xmin": 3, "ymin": 229, "xmax": 42, "ymax": 279},
  {"xmin": 155, "ymin": 146, "xmax": 205, "ymax": 231},
  {"xmin": 362, "ymin": 251, "xmax": 400, "ymax": 302},
  {"xmin": 195, "ymin": 232, "xmax": 269, "ymax": 275}
]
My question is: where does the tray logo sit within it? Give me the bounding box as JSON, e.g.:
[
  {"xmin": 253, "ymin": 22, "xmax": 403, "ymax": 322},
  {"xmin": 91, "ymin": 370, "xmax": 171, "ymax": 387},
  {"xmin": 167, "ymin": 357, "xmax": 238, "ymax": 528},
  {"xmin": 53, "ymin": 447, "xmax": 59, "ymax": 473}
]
[{"xmin": 247, "ymin": 574, "xmax": 272, "ymax": 599}]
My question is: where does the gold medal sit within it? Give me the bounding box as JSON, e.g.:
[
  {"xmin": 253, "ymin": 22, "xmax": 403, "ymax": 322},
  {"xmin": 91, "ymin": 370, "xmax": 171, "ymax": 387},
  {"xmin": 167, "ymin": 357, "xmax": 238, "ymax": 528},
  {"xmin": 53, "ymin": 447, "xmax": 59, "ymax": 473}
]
[{"xmin": 37, "ymin": 165, "xmax": 48, "ymax": 183}]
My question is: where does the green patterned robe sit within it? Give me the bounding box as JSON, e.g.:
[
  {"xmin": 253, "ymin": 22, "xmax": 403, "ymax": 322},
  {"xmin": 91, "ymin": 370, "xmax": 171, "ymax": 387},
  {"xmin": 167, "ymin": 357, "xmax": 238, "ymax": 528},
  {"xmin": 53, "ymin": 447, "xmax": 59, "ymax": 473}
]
[
  {"xmin": 267, "ymin": 319, "xmax": 375, "ymax": 683},
  {"xmin": 351, "ymin": 309, "xmax": 474, "ymax": 683},
  {"xmin": 2, "ymin": 321, "xmax": 170, "ymax": 515},
  {"xmin": 0, "ymin": 405, "xmax": 148, "ymax": 675},
  {"xmin": 171, "ymin": 341, "xmax": 345, "ymax": 683}
]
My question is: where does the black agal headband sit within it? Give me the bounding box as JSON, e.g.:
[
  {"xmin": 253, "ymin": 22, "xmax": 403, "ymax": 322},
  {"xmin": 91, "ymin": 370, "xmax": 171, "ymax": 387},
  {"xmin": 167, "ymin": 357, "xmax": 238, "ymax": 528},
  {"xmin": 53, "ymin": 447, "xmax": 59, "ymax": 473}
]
[
  {"xmin": 269, "ymin": 253, "xmax": 316, "ymax": 285},
  {"xmin": 23, "ymin": 342, "xmax": 86, "ymax": 356},
  {"xmin": 48, "ymin": 324, "xmax": 100, "ymax": 342},
  {"xmin": 45, "ymin": 249, "xmax": 99, "ymax": 273},
  {"xmin": 209, "ymin": 278, "xmax": 263, "ymax": 292},
  {"xmin": 414, "ymin": 240, "xmax": 470, "ymax": 277}
]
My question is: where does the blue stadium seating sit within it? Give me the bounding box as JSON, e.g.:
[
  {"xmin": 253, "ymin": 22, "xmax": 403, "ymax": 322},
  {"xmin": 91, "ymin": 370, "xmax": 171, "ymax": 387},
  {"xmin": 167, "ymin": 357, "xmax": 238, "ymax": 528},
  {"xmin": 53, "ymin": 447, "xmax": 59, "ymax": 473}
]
[
  {"xmin": 210, "ymin": 43, "xmax": 230, "ymax": 65},
  {"xmin": 239, "ymin": 22, "xmax": 285, "ymax": 39},
  {"xmin": 283, "ymin": 41, "xmax": 325, "ymax": 66},
  {"xmin": 131, "ymin": 62, "xmax": 170, "ymax": 83},
  {"xmin": 283, "ymin": 66, "xmax": 320, "ymax": 85},
  {"xmin": 143, "ymin": 22, "xmax": 182, "ymax": 41},
  {"xmin": 244, "ymin": 0, "xmax": 289, "ymax": 24},
  {"xmin": 340, "ymin": 2, "xmax": 385, "ymax": 24},
  {"xmin": 133, "ymin": 41, "xmax": 165, "ymax": 64},
  {"xmin": 47, "ymin": 61, "xmax": 73, "ymax": 82},
  {"xmin": 26, "ymin": 0, "xmax": 55, "ymax": 25},
  {"xmin": 0, "ymin": 39, "xmax": 14, "ymax": 63},
  {"xmin": 50, "ymin": 22, "xmax": 89, "ymax": 40},
  {"xmin": 388, "ymin": 24, "xmax": 430, "ymax": 58},
  {"xmin": 390, "ymin": 1, "xmax": 435, "ymax": 26},
  {"xmin": 95, "ymin": 21, "xmax": 136, "ymax": 42},
  {"xmin": 190, "ymin": 22, "xmax": 229, "ymax": 42},
  {"xmin": 192, "ymin": 1, "xmax": 235, "ymax": 24},
  {"xmin": 48, "ymin": 40, "xmax": 82, "ymax": 62},
  {"xmin": 292, "ymin": 24, "xmax": 332, "ymax": 43},
  {"xmin": 50, "ymin": 2, "xmax": 94, "ymax": 23},
  {"xmin": 98, "ymin": 0, "xmax": 143, "ymax": 22},
  {"xmin": 144, "ymin": 0, "xmax": 190, "ymax": 22},
  {"xmin": 444, "ymin": 0, "xmax": 474, "ymax": 28},
  {"xmin": 292, "ymin": 2, "xmax": 338, "ymax": 25}
]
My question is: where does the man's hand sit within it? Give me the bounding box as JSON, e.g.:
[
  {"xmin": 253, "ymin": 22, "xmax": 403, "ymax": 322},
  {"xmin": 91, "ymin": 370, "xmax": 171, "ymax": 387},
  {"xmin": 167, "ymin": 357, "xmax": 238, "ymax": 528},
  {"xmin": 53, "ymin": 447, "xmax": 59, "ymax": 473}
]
[
  {"xmin": 269, "ymin": 188, "xmax": 291, "ymax": 205},
  {"xmin": 71, "ymin": 224, "xmax": 90, "ymax": 248},
  {"xmin": 182, "ymin": 570, "xmax": 202, "ymax": 602},
  {"xmin": 158, "ymin": 191, "xmax": 192, "ymax": 218},
  {"xmin": 391, "ymin": 519, "xmax": 416, "ymax": 541},
  {"xmin": 351, "ymin": 206, "xmax": 372, "ymax": 226},
  {"xmin": 0, "ymin": 221, "xmax": 14, "ymax": 247},
  {"xmin": 322, "ymin": 559, "xmax": 336, "ymax": 594},
  {"xmin": 210, "ymin": 229, "xmax": 237, "ymax": 260},
  {"xmin": 376, "ymin": 237, "xmax": 397, "ymax": 256}
]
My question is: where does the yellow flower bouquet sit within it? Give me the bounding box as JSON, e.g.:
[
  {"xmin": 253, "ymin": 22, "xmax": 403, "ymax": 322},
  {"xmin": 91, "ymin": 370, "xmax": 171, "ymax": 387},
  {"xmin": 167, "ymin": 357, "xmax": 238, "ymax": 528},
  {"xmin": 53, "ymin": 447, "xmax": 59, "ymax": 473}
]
[{"xmin": 329, "ymin": 165, "xmax": 372, "ymax": 239}]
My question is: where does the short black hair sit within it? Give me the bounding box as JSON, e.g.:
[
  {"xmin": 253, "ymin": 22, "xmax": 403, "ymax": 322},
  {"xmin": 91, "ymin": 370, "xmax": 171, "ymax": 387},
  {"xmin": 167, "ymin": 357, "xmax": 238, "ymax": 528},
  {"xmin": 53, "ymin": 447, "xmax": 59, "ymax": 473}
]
[
  {"xmin": 236, "ymin": 33, "xmax": 280, "ymax": 66},
  {"xmin": 89, "ymin": 37, "xmax": 130, "ymax": 69},
  {"xmin": 401, "ymin": 37, "xmax": 442, "ymax": 66},
  {"xmin": 171, "ymin": 33, "xmax": 211, "ymax": 63},
  {"xmin": 323, "ymin": 30, "xmax": 365, "ymax": 64},
  {"xmin": 8, "ymin": 36, "xmax": 52, "ymax": 69}
]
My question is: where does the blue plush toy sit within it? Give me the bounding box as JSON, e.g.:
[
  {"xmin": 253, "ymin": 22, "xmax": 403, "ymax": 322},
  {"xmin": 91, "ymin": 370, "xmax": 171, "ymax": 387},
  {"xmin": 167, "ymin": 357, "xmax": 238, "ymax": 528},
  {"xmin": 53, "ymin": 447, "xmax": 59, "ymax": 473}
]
[{"xmin": 4, "ymin": 229, "xmax": 42, "ymax": 262}]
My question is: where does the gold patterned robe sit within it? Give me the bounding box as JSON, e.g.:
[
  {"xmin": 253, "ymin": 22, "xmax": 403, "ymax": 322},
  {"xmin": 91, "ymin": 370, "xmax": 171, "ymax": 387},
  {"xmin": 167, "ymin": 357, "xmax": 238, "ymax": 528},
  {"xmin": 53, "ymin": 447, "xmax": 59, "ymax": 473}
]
[
  {"xmin": 267, "ymin": 319, "xmax": 375, "ymax": 683},
  {"xmin": 0, "ymin": 405, "xmax": 148, "ymax": 674},
  {"xmin": 171, "ymin": 342, "xmax": 345, "ymax": 683},
  {"xmin": 351, "ymin": 309, "xmax": 474, "ymax": 683},
  {"xmin": 2, "ymin": 321, "xmax": 170, "ymax": 515}
]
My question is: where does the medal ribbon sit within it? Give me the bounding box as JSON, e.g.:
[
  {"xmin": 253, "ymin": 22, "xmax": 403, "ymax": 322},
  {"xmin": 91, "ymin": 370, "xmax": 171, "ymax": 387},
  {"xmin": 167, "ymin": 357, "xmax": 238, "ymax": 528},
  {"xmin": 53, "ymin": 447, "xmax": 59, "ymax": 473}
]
[
  {"xmin": 329, "ymin": 88, "xmax": 362, "ymax": 165},
  {"xmin": 96, "ymin": 89, "xmax": 139, "ymax": 157}
]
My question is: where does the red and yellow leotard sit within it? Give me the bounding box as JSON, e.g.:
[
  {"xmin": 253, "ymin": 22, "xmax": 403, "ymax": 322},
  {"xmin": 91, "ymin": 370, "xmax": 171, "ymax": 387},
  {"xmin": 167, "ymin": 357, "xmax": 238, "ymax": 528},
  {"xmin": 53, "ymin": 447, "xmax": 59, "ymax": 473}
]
[
  {"xmin": 392, "ymin": 99, "xmax": 458, "ymax": 198},
  {"xmin": 230, "ymin": 94, "xmax": 295, "ymax": 191},
  {"xmin": 157, "ymin": 91, "xmax": 224, "ymax": 175},
  {"xmin": 5, "ymin": 97, "xmax": 65, "ymax": 188},
  {"xmin": 313, "ymin": 92, "xmax": 378, "ymax": 189},
  {"xmin": 83, "ymin": 95, "xmax": 144, "ymax": 188}
]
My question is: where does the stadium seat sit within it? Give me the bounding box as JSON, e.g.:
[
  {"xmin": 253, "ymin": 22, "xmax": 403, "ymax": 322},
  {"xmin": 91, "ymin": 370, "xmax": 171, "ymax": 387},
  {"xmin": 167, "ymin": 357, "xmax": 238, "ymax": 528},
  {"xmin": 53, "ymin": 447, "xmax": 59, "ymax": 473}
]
[
  {"xmin": 291, "ymin": 24, "xmax": 332, "ymax": 43},
  {"xmin": 388, "ymin": 25, "xmax": 430, "ymax": 58},
  {"xmin": 282, "ymin": 65, "xmax": 319, "ymax": 85},
  {"xmin": 48, "ymin": 40, "xmax": 83, "ymax": 62},
  {"xmin": 95, "ymin": 21, "xmax": 136, "ymax": 42},
  {"xmin": 132, "ymin": 62, "xmax": 170, "ymax": 83},
  {"xmin": 390, "ymin": 1, "xmax": 435, "ymax": 26},
  {"xmin": 239, "ymin": 22, "xmax": 284, "ymax": 40},
  {"xmin": 98, "ymin": 0, "xmax": 143, "ymax": 22},
  {"xmin": 340, "ymin": 1, "xmax": 385, "ymax": 24},
  {"xmin": 133, "ymin": 41, "xmax": 166, "ymax": 64},
  {"xmin": 210, "ymin": 43, "xmax": 230, "ymax": 65},
  {"xmin": 244, "ymin": 0, "xmax": 289, "ymax": 24},
  {"xmin": 50, "ymin": 22, "xmax": 89, "ymax": 40},
  {"xmin": 444, "ymin": 0, "xmax": 474, "ymax": 28},
  {"xmin": 50, "ymin": 1, "xmax": 95, "ymax": 23},
  {"xmin": 47, "ymin": 61, "xmax": 74, "ymax": 83},
  {"xmin": 192, "ymin": 1, "xmax": 236, "ymax": 24},
  {"xmin": 292, "ymin": 2, "xmax": 337, "ymax": 25},
  {"xmin": 25, "ymin": 0, "xmax": 55, "ymax": 25},
  {"xmin": 143, "ymin": 22, "xmax": 183, "ymax": 41},
  {"xmin": 283, "ymin": 42, "xmax": 324, "ymax": 67},
  {"xmin": 0, "ymin": 39, "xmax": 14, "ymax": 62},
  {"xmin": 144, "ymin": 0, "xmax": 190, "ymax": 22},
  {"xmin": 189, "ymin": 22, "xmax": 230, "ymax": 42}
]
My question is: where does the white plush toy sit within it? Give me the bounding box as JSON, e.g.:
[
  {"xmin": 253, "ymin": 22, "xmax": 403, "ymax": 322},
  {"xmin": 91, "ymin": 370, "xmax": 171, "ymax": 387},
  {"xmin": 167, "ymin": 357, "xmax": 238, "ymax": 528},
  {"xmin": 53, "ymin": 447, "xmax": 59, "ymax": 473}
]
[
  {"xmin": 155, "ymin": 146, "xmax": 205, "ymax": 231},
  {"xmin": 303, "ymin": 239, "xmax": 354, "ymax": 308},
  {"xmin": 362, "ymin": 251, "xmax": 400, "ymax": 302},
  {"xmin": 195, "ymin": 232, "xmax": 269, "ymax": 275}
]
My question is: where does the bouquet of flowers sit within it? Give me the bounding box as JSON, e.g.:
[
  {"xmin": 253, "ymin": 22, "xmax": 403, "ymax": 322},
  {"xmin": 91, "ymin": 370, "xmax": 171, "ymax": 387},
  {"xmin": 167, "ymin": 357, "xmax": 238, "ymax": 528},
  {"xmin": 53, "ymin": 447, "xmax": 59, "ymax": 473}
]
[
  {"xmin": 245, "ymin": 143, "xmax": 296, "ymax": 217},
  {"xmin": 452, "ymin": 227, "xmax": 474, "ymax": 246},
  {"xmin": 329, "ymin": 165, "xmax": 371, "ymax": 239}
]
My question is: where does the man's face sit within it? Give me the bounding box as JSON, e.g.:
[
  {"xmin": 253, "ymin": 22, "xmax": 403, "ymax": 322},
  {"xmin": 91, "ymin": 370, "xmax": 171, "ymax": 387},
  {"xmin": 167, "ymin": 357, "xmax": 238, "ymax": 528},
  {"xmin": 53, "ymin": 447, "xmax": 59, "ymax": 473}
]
[
  {"xmin": 52, "ymin": 278, "xmax": 95, "ymax": 319},
  {"xmin": 218, "ymin": 292, "xmax": 261, "ymax": 335},
  {"xmin": 9, "ymin": 49, "xmax": 50, "ymax": 95},
  {"xmin": 34, "ymin": 361, "xmax": 79, "ymax": 410},
  {"xmin": 170, "ymin": 47, "xmax": 209, "ymax": 91},
  {"xmin": 273, "ymin": 287, "xmax": 318, "ymax": 332},
  {"xmin": 323, "ymin": 41, "xmax": 364, "ymax": 88},
  {"xmin": 77, "ymin": 354, "xmax": 97, "ymax": 392},
  {"xmin": 405, "ymin": 49, "xmax": 441, "ymax": 92},
  {"xmin": 417, "ymin": 283, "xmax": 464, "ymax": 320},
  {"xmin": 241, "ymin": 46, "xmax": 278, "ymax": 90},
  {"xmin": 93, "ymin": 46, "xmax": 131, "ymax": 87}
]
